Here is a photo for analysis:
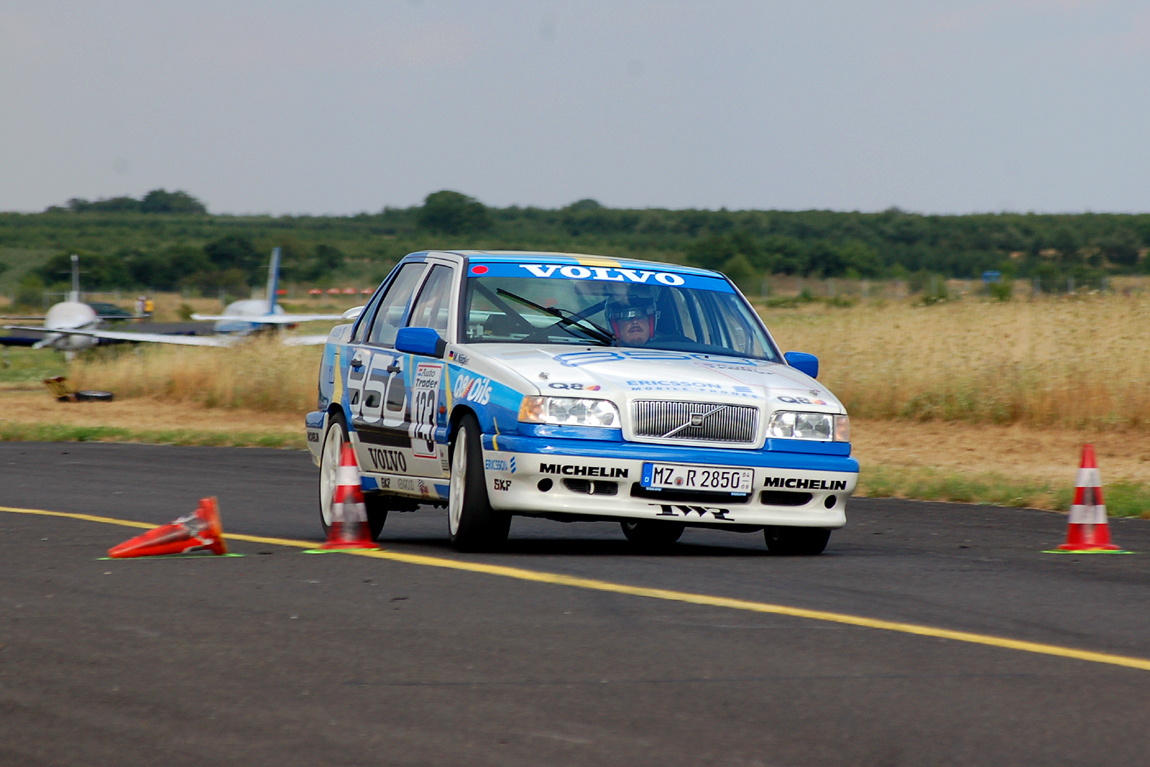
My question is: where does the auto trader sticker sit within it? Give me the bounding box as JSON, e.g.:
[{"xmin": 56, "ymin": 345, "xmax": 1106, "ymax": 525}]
[{"xmin": 410, "ymin": 362, "xmax": 444, "ymax": 459}]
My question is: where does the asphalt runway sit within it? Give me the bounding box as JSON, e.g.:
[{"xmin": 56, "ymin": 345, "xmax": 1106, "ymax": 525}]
[{"xmin": 2, "ymin": 442, "xmax": 1148, "ymax": 766}]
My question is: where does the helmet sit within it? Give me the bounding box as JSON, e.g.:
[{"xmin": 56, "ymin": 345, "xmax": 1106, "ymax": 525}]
[
  {"xmin": 604, "ymin": 299, "xmax": 656, "ymax": 323},
  {"xmin": 604, "ymin": 298, "xmax": 657, "ymax": 341}
]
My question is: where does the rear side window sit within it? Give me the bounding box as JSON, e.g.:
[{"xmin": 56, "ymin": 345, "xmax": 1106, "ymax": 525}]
[
  {"xmin": 351, "ymin": 286, "xmax": 386, "ymax": 344},
  {"xmin": 366, "ymin": 263, "xmax": 426, "ymax": 347},
  {"xmin": 406, "ymin": 265, "xmax": 454, "ymax": 335}
]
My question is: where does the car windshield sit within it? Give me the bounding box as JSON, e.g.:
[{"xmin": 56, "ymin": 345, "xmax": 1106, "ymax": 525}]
[{"xmin": 461, "ymin": 262, "xmax": 779, "ymax": 361}]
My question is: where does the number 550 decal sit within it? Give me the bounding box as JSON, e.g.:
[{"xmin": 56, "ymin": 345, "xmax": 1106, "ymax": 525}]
[
  {"xmin": 410, "ymin": 362, "xmax": 444, "ymax": 458},
  {"xmin": 348, "ymin": 350, "xmax": 407, "ymax": 427}
]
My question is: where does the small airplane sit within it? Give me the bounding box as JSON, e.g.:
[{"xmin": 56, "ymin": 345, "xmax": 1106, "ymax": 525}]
[{"xmin": 2, "ymin": 249, "xmax": 349, "ymax": 353}]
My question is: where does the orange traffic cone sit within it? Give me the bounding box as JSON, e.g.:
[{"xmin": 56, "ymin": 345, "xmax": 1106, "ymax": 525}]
[
  {"xmin": 320, "ymin": 443, "xmax": 377, "ymax": 550},
  {"xmin": 1056, "ymin": 445, "xmax": 1121, "ymax": 552},
  {"xmin": 108, "ymin": 497, "xmax": 228, "ymax": 558}
]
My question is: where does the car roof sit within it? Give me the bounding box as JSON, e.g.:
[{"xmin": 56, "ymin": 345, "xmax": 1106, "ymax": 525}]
[{"xmin": 415, "ymin": 250, "xmax": 723, "ymax": 279}]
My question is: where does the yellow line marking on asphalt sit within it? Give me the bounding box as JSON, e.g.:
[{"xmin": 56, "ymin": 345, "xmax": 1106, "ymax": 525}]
[{"xmin": 6, "ymin": 504, "xmax": 1150, "ymax": 673}]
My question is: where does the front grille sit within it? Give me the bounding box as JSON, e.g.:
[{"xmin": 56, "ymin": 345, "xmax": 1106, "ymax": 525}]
[{"xmin": 632, "ymin": 400, "xmax": 758, "ymax": 444}]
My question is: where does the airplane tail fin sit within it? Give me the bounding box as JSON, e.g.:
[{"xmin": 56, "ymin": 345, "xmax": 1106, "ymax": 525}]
[{"xmin": 265, "ymin": 248, "xmax": 281, "ymax": 314}]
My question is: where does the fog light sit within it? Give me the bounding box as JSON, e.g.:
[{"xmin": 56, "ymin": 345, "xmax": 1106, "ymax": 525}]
[
  {"xmin": 538, "ymin": 478, "xmax": 553, "ymax": 492},
  {"xmin": 824, "ymin": 495, "xmax": 837, "ymax": 509}
]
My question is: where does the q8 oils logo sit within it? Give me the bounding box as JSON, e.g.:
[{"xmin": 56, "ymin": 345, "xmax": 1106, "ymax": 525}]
[{"xmin": 453, "ymin": 373, "xmax": 492, "ymax": 405}]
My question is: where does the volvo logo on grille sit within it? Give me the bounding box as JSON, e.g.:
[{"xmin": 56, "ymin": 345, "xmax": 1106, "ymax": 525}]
[{"xmin": 661, "ymin": 404, "xmax": 728, "ymax": 439}]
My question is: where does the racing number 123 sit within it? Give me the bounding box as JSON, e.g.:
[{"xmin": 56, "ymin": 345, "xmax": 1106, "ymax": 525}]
[{"xmin": 410, "ymin": 363, "xmax": 444, "ymax": 458}]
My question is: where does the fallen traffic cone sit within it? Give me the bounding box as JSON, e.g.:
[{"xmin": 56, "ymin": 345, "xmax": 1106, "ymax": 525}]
[
  {"xmin": 1056, "ymin": 445, "xmax": 1121, "ymax": 552},
  {"xmin": 108, "ymin": 497, "xmax": 228, "ymax": 558},
  {"xmin": 321, "ymin": 443, "xmax": 377, "ymax": 549}
]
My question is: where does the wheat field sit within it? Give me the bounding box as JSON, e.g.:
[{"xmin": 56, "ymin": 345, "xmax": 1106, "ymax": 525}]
[
  {"xmin": 71, "ymin": 338, "xmax": 322, "ymax": 413},
  {"xmin": 763, "ymin": 293, "xmax": 1150, "ymax": 428}
]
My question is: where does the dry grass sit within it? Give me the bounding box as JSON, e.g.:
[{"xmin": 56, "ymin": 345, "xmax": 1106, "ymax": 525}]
[
  {"xmin": 761, "ymin": 293, "xmax": 1150, "ymax": 429},
  {"xmin": 69, "ymin": 338, "xmax": 321, "ymax": 413}
]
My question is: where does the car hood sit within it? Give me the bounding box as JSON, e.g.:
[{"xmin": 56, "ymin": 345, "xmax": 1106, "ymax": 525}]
[{"xmin": 473, "ymin": 345, "xmax": 845, "ymax": 413}]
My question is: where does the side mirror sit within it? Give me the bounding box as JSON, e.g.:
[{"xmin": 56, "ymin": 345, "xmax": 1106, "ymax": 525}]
[
  {"xmin": 395, "ymin": 326, "xmax": 446, "ymax": 358},
  {"xmin": 341, "ymin": 306, "xmax": 365, "ymax": 321},
  {"xmin": 784, "ymin": 351, "xmax": 819, "ymax": 379}
]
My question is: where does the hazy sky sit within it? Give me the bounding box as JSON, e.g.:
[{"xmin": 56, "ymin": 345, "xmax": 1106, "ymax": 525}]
[{"xmin": 2, "ymin": 1, "xmax": 1148, "ymax": 215}]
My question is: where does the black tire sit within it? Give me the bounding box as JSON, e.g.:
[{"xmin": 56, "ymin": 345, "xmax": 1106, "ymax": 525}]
[
  {"xmin": 319, "ymin": 412, "xmax": 391, "ymax": 540},
  {"xmin": 620, "ymin": 520, "xmax": 685, "ymax": 548},
  {"xmin": 763, "ymin": 526, "xmax": 830, "ymax": 556},
  {"xmin": 75, "ymin": 390, "xmax": 113, "ymax": 402},
  {"xmin": 364, "ymin": 495, "xmax": 389, "ymax": 541},
  {"xmin": 448, "ymin": 413, "xmax": 511, "ymax": 551}
]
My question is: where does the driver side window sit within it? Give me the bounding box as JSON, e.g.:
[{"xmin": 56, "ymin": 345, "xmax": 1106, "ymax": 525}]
[{"xmin": 366, "ymin": 263, "xmax": 426, "ymax": 347}]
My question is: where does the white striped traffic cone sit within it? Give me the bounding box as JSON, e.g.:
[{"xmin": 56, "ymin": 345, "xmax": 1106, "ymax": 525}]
[
  {"xmin": 321, "ymin": 443, "xmax": 377, "ymax": 550},
  {"xmin": 1057, "ymin": 444, "xmax": 1120, "ymax": 552}
]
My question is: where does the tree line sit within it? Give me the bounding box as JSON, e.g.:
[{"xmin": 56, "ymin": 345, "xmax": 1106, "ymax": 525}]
[{"xmin": 4, "ymin": 189, "xmax": 1148, "ymax": 300}]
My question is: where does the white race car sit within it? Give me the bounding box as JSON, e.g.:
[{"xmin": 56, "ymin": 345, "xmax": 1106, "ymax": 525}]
[{"xmin": 307, "ymin": 251, "xmax": 858, "ymax": 553}]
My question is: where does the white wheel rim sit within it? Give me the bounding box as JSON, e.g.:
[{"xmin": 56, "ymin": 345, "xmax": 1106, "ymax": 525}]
[
  {"xmin": 320, "ymin": 422, "xmax": 343, "ymax": 527},
  {"xmin": 448, "ymin": 426, "xmax": 467, "ymax": 536}
]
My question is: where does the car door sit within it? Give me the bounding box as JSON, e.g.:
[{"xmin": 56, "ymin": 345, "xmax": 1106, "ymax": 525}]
[
  {"xmin": 345, "ymin": 261, "xmax": 427, "ymax": 480},
  {"xmin": 396, "ymin": 262, "xmax": 456, "ymax": 481}
]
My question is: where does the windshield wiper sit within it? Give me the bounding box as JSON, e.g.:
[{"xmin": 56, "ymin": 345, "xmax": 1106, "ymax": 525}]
[{"xmin": 495, "ymin": 289, "xmax": 616, "ymax": 345}]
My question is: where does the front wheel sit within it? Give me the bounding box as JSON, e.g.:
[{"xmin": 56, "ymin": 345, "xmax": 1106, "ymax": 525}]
[
  {"xmin": 763, "ymin": 526, "xmax": 830, "ymax": 555},
  {"xmin": 448, "ymin": 414, "xmax": 511, "ymax": 551}
]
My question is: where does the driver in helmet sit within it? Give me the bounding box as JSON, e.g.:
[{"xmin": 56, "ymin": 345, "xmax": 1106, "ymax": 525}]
[{"xmin": 605, "ymin": 298, "xmax": 658, "ymax": 346}]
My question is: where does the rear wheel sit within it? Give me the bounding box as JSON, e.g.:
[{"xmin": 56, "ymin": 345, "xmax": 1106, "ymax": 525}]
[
  {"xmin": 318, "ymin": 412, "xmax": 347, "ymax": 536},
  {"xmin": 448, "ymin": 413, "xmax": 511, "ymax": 551},
  {"xmin": 763, "ymin": 526, "xmax": 830, "ymax": 555},
  {"xmin": 621, "ymin": 520, "xmax": 685, "ymax": 548}
]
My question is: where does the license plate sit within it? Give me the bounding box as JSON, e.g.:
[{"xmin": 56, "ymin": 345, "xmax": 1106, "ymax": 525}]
[{"xmin": 641, "ymin": 463, "xmax": 753, "ymax": 493}]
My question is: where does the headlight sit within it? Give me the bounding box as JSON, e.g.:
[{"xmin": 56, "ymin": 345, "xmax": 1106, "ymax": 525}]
[
  {"xmin": 767, "ymin": 411, "xmax": 850, "ymax": 442},
  {"xmin": 518, "ymin": 396, "xmax": 621, "ymax": 427}
]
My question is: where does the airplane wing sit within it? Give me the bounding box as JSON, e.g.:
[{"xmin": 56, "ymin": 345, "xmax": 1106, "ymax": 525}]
[
  {"xmin": 190, "ymin": 313, "xmax": 346, "ymax": 323},
  {"xmin": 3, "ymin": 325, "xmax": 239, "ymax": 347}
]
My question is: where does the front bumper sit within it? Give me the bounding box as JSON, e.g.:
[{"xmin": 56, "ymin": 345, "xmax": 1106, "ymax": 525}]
[{"xmin": 480, "ymin": 434, "xmax": 857, "ymax": 528}]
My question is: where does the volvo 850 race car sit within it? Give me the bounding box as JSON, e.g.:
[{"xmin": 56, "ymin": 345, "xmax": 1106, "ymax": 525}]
[{"xmin": 306, "ymin": 251, "xmax": 858, "ymax": 553}]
